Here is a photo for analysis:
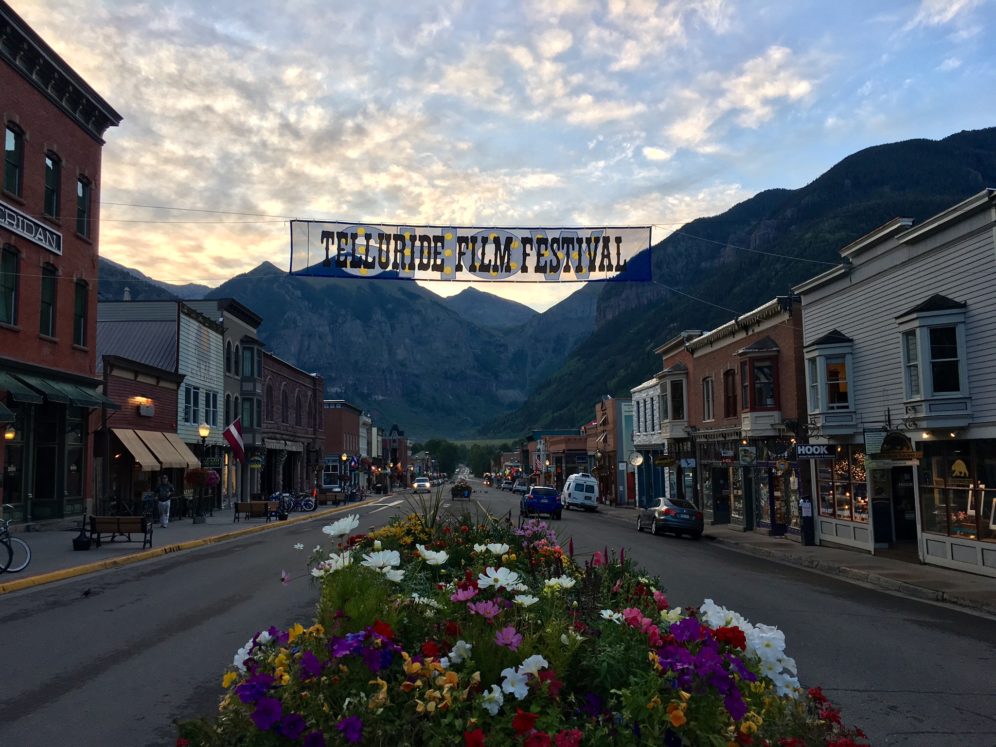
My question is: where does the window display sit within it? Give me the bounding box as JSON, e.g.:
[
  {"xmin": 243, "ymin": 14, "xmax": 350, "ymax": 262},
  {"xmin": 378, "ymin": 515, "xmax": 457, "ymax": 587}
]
[
  {"xmin": 918, "ymin": 441, "xmax": 996, "ymax": 544},
  {"xmin": 815, "ymin": 446, "xmax": 867, "ymax": 523}
]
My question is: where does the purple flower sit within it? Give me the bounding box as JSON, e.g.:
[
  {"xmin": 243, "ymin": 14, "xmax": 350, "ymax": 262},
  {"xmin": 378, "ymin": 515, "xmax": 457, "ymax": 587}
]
[
  {"xmin": 669, "ymin": 616, "xmax": 706, "ymax": 643},
  {"xmin": 303, "ymin": 731, "xmax": 326, "ymax": 747},
  {"xmin": 278, "ymin": 713, "xmax": 307, "ymax": 740},
  {"xmin": 300, "ymin": 650, "xmax": 323, "ymax": 679},
  {"xmin": 450, "ymin": 586, "xmax": 478, "ymax": 602},
  {"xmin": 495, "ymin": 625, "xmax": 523, "ymax": 651},
  {"xmin": 467, "ymin": 599, "xmax": 502, "ymax": 622},
  {"xmin": 330, "ymin": 631, "xmax": 367, "ymax": 658},
  {"xmin": 724, "ymin": 689, "xmax": 748, "ymax": 721},
  {"xmin": 580, "ymin": 690, "xmax": 604, "ymax": 717},
  {"xmin": 336, "ymin": 715, "xmax": 364, "ymax": 744},
  {"xmin": 250, "ymin": 697, "xmax": 282, "ymax": 731},
  {"xmin": 361, "ymin": 644, "xmax": 395, "ymax": 673},
  {"xmin": 236, "ymin": 673, "xmax": 275, "ymax": 704}
]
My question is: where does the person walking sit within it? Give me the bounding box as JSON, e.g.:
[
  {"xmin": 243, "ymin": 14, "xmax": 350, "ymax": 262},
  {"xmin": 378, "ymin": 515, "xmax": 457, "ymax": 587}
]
[{"xmin": 156, "ymin": 473, "xmax": 175, "ymax": 528}]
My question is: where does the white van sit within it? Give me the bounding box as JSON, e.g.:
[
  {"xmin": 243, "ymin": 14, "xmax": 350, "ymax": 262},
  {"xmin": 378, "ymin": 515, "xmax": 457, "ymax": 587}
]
[{"xmin": 562, "ymin": 473, "xmax": 599, "ymax": 511}]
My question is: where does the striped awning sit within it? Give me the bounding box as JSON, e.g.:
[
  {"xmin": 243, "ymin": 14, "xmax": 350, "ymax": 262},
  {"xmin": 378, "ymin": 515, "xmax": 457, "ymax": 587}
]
[
  {"xmin": 163, "ymin": 432, "xmax": 201, "ymax": 469},
  {"xmin": 111, "ymin": 428, "xmax": 160, "ymax": 471},
  {"xmin": 134, "ymin": 430, "xmax": 188, "ymax": 469}
]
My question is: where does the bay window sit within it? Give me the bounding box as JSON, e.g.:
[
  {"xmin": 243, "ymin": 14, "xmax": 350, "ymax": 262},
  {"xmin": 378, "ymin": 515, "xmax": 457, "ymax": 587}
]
[
  {"xmin": 804, "ymin": 330, "xmax": 855, "ymax": 417},
  {"xmin": 739, "ymin": 358, "xmax": 779, "ymax": 411},
  {"xmin": 896, "ymin": 295, "xmax": 968, "ymax": 400}
]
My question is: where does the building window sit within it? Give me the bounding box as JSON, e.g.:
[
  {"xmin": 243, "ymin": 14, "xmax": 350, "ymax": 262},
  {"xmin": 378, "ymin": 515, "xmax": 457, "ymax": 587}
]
[
  {"xmin": 281, "ymin": 389, "xmax": 289, "ymax": 423},
  {"xmin": 723, "ymin": 370, "xmax": 736, "ymax": 418},
  {"xmin": 256, "ymin": 349, "xmax": 263, "ymax": 377},
  {"xmin": 256, "ymin": 399, "xmax": 262, "ymax": 428},
  {"xmin": 815, "ymin": 446, "xmax": 867, "ymax": 523},
  {"xmin": 225, "ymin": 341, "xmax": 233, "ymax": 373},
  {"xmin": 804, "ymin": 331, "xmax": 854, "ymax": 415},
  {"xmin": 658, "ymin": 393, "xmax": 668, "ymax": 422},
  {"xmin": 266, "ymin": 383, "xmax": 274, "ymax": 421},
  {"xmin": 902, "ymin": 331, "xmax": 920, "ymax": 397},
  {"xmin": 1, "ymin": 246, "xmax": 18, "ymax": 325},
  {"xmin": 242, "ymin": 397, "xmax": 253, "ymax": 427},
  {"xmin": 225, "ymin": 393, "xmax": 231, "ymax": 424},
  {"xmin": 295, "ymin": 394, "xmax": 302, "ymax": 426},
  {"xmin": 76, "ymin": 177, "xmax": 92, "ymax": 238},
  {"xmin": 825, "ymin": 355, "xmax": 848, "ymax": 409},
  {"xmin": 242, "ymin": 346, "xmax": 254, "ymax": 378},
  {"xmin": 73, "ymin": 280, "xmax": 88, "ymax": 346},
  {"xmin": 234, "ymin": 345, "xmax": 240, "ymax": 375},
  {"xmin": 4, "ymin": 125, "xmax": 24, "ymax": 196},
  {"xmin": 184, "ymin": 384, "xmax": 201, "ymax": 424},
  {"xmin": 39, "ymin": 264, "xmax": 57, "ymax": 337},
  {"xmin": 205, "ymin": 391, "xmax": 218, "ymax": 427},
  {"xmin": 308, "ymin": 395, "xmax": 315, "ymax": 428},
  {"xmin": 669, "ymin": 380, "xmax": 685, "ymax": 420},
  {"xmin": 897, "ymin": 295, "xmax": 968, "ymax": 401},
  {"xmin": 44, "ymin": 154, "xmax": 61, "ymax": 217},
  {"xmin": 702, "ymin": 377, "xmax": 714, "ymax": 421},
  {"xmin": 739, "ymin": 358, "xmax": 779, "ymax": 411}
]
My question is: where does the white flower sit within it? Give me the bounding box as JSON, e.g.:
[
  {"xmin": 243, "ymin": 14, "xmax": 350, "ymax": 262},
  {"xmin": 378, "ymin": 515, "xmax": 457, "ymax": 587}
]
[
  {"xmin": 381, "ymin": 567, "xmax": 405, "ymax": 583},
  {"xmin": 373, "ymin": 540, "xmax": 382, "ymax": 550},
  {"xmin": 310, "ymin": 567, "xmax": 328, "ymax": 579},
  {"xmin": 323, "ymin": 514, "xmax": 360, "ymax": 538},
  {"xmin": 448, "ymin": 640, "xmax": 473, "ymax": 664},
  {"xmin": 746, "ymin": 623, "xmax": 786, "ymax": 664},
  {"xmin": 481, "ymin": 684, "xmax": 505, "ymax": 715},
  {"xmin": 511, "ymin": 582, "xmax": 530, "ymax": 592},
  {"xmin": 486, "ymin": 543, "xmax": 510, "ymax": 555},
  {"xmin": 518, "ymin": 654, "xmax": 549, "ymax": 678},
  {"xmin": 326, "ymin": 551, "xmax": 353, "ymax": 570},
  {"xmin": 560, "ymin": 633, "xmax": 571, "ymax": 646},
  {"xmin": 700, "ymin": 599, "xmax": 749, "ymax": 631},
  {"xmin": 661, "ymin": 607, "xmax": 684, "ymax": 623},
  {"xmin": 233, "ymin": 639, "xmax": 254, "ymax": 673},
  {"xmin": 411, "ymin": 593, "xmax": 441, "ymax": 609},
  {"xmin": 500, "ymin": 667, "xmax": 529, "ymax": 700},
  {"xmin": 361, "ymin": 550, "xmax": 401, "ymax": 569},
  {"xmin": 416, "ymin": 544, "xmax": 449, "ymax": 565},
  {"xmin": 600, "ymin": 609, "xmax": 623, "ymax": 624},
  {"xmin": 561, "ymin": 631, "xmax": 584, "ymax": 646},
  {"xmin": 478, "ymin": 566, "xmax": 521, "ymax": 590},
  {"xmin": 313, "ymin": 545, "xmax": 322, "ymax": 553},
  {"xmin": 473, "ymin": 543, "xmax": 488, "ymax": 552},
  {"xmin": 293, "ymin": 543, "xmax": 304, "ymax": 550},
  {"xmin": 255, "ymin": 630, "xmax": 273, "ymax": 645},
  {"xmin": 513, "ymin": 594, "xmax": 539, "ymax": 607},
  {"xmin": 544, "ymin": 575, "xmax": 576, "ymax": 590}
]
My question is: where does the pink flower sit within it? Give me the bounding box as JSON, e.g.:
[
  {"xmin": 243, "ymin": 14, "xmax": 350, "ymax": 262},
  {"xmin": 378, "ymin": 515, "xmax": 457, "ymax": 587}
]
[
  {"xmin": 621, "ymin": 607, "xmax": 645, "ymax": 628},
  {"xmin": 592, "ymin": 551, "xmax": 604, "ymax": 567},
  {"xmin": 450, "ymin": 587, "xmax": 478, "ymax": 603},
  {"xmin": 495, "ymin": 625, "xmax": 523, "ymax": 651},
  {"xmin": 653, "ymin": 590, "xmax": 669, "ymax": 611},
  {"xmin": 467, "ymin": 600, "xmax": 502, "ymax": 622}
]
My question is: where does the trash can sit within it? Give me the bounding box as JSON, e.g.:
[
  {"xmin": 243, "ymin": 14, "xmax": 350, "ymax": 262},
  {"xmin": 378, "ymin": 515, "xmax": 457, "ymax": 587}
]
[{"xmin": 799, "ymin": 496, "xmax": 816, "ymax": 546}]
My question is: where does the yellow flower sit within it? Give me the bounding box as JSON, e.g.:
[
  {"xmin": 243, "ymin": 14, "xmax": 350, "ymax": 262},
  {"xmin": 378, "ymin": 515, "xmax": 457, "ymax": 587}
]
[
  {"xmin": 740, "ymin": 721, "xmax": 758, "ymax": 735},
  {"xmin": 647, "ymin": 695, "xmax": 662, "ymax": 711},
  {"xmin": 222, "ymin": 672, "xmax": 238, "ymax": 689},
  {"xmin": 668, "ymin": 708, "xmax": 687, "ymax": 728},
  {"xmin": 368, "ymin": 678, "xmax": 389, "ymax": 710},
  {"xmin": 679, "ymin": 690, "xmax": 691, "ymax": 702},
  {"xmin": 287, "ymin": 623, "xmax": 305, "ymax": 643},
  {"xmin": 308, "ymin": 623, "xmax": 325, "ymax": 636}
]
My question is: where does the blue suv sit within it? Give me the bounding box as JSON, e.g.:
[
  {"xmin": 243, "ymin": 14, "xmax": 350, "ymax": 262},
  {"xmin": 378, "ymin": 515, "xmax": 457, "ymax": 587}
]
[{"xmin": 521, "ymin": 486, "xmax": 562, "ymax": 520}]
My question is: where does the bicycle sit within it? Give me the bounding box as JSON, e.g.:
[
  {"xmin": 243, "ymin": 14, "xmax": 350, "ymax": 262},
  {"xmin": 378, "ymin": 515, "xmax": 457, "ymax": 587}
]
[
  {"xmin": 271, "ymin": 492, "xmax": 317, "ymax": 514},
  {"xmin": 1, "ymin": 503, "xmax": 32, "ymax": 574}
]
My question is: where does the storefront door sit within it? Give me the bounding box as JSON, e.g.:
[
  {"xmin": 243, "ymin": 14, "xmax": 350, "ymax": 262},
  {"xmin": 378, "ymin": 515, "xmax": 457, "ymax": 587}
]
[
  {"xmin": 891, "ymin": 466, "xmax": 917, "ymax": 542},
  {"xmin": 712, "ymin": 467, "xmax": 730, "ymax": 523}
]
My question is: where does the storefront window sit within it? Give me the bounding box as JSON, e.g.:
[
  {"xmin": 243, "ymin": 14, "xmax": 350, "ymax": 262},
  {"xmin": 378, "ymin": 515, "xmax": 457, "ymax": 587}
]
[
  {"xmin": 918, "ymin": 441, "xmax": 995, "ymax": 543},
  {"xmin": 730, "ymin": 467, "xmax": 745, "ymax": 524},
  {"xmin": 816, "ymin": 446, "xmax": 867, "ymax": 522}
]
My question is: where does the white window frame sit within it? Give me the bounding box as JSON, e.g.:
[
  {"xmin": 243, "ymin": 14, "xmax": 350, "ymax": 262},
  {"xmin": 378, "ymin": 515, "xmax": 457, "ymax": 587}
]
[
  {"xmin": 897, "ymin": 308, "xmax": 968, "ymax": 400},
  {"xmin": 804, "ymin": 344, "xmax": 854, "ymax": 415}
]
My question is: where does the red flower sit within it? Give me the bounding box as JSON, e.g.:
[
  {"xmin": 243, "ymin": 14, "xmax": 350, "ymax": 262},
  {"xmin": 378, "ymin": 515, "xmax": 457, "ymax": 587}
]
[
  {"xmin": 461, "ymin": 524, "xmax": 470, "ymax": 533},
  {"xmin": 445, "ymin": 620, "xmax": 462, "ymax": 638},
  {"xmin": 372, "ymin": 619, "xmax": 395, "ymax": 640},
  {"xmin": 714, "ymin": 626, "xmax": 747, "ymax": 651},
  {"xmin": 538, "ymin": 669, "xmax": 563, "ymax": 699},
  {"xmin": 421, "ymin": 640, "xmax": 441, "ymax": 658},
  {"xmin": 464, "ymin": 728, "xmax": 486, "ymax": 747},
  {"xmin": 525, "ymin": 732, "xmax": 552, "ymax": 747},
  {"xmin": 807, "ymin": 687, "xmax": 828, "ymax": 704},
  {"xmin": 777, "ymin": 739, "xmax": 806, "ymax": 747},
  {"xmin": 819, "ymin": 707, "xmax": 842, "ymax": 726},
  {"xmin": 176, "ymin": 740, "xmax": 191, "ymax": 747},
  {"xmin": 554, "ymin": 729, "xmax": 583, "ymax": 747},
  {"xmin": 512, "ymin": 709, "xmax": 539, "ymax": 735}
]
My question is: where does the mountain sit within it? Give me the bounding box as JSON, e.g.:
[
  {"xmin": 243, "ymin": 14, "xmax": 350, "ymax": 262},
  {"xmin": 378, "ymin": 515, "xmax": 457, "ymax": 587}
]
[
  {"xmin": 483, "ymin": 126, "xmax": 996, "ymax": 434},
  {"xmin": 97, "ymin": 256, "xmax": 178, "ymax": 301},
  {"xmin": 100, "ymin": 257, "xmax": 213, "ymax": 300},
  {"xmin": 439, "ymin": 287, "xmax": 538, "ymax": 329},
  {"xmin": 205, "ymin": 264, "xmax": 597, "ymax": 438}
]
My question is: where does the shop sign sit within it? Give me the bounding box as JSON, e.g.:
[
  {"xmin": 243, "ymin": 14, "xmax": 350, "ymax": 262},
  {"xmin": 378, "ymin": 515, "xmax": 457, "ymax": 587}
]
[
  {"xmin": 202, "ymin": 457, "xmax": 223, "ymax": 468},
  {"xmin": 679, "ymin": 458, "xmax": 696, "ymax": 469},
  {"xmin": 739, "ymin": 446, "xmax": 757, "ymax": 465},
  {"xmin": 774, "ymin": 459, "xmax": 790, "ymax": 474},
  {"xmin": 654, "ymin": 456, "xmax": 676, "ymax": 467},
  {"xmin": 1, "ymin": 198, "xmax": 63, "ymax": 255},
  {"xmin": 796, "ymin": 444, "xmax": 832, "ymax": 458}
]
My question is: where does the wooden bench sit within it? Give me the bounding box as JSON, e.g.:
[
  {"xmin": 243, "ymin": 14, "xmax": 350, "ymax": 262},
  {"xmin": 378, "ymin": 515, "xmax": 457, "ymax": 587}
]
[
  {"xmin": 233, "ymin": 500, "xmax": 278, "ymax": 522},
  {"xmin": 89, "ymin": 515, "xmax": 153, "ymax": 549}
]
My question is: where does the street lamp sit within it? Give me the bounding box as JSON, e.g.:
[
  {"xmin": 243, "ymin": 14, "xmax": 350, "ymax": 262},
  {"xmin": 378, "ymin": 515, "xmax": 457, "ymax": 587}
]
[
  {"xmin": 544, "ymin": 458, "xmax": 550, "ymax": 486},
  {"xmin": 196, "ymin": 422, "xmax": 211, "ymax": 522},
  {"xmin": 340, "ymin": 452, "xmax": 349, "ymax": 492},
  {"xmin": 4, "ymin": 425, "xmax": 14, "ymax": 442},
  {"xmin": 198, "ymin": 422, "xmax": 210, "ymax": 460}
]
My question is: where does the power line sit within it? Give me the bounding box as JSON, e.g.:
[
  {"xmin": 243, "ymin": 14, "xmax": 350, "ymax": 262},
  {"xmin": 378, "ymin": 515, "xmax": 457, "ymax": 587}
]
[{"xmin": 100, "ymin": 201, "xmax": 297, "ymax": 219}]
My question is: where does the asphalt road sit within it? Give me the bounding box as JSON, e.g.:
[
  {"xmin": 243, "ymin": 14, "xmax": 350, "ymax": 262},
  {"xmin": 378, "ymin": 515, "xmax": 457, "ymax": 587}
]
[{"xmin": 0, "ymin": 483, "xmax": 993, "ymax": 746}]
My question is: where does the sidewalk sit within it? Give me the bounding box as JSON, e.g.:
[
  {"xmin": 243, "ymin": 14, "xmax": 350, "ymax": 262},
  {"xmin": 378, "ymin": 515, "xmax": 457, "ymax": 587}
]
[
  {"xmin": 598, "ymin": 503, "xmax": 996, "ymax": 617},
  {"xmin": 0, "ymin": 501, "xmax": 368, "ymax": 595}
]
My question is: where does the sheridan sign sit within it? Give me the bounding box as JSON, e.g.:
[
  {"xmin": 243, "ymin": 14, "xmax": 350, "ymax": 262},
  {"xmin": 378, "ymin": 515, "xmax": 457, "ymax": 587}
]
[{"xmin": 1, "ymin": 199, "xmax": 62, "ymax": 255}]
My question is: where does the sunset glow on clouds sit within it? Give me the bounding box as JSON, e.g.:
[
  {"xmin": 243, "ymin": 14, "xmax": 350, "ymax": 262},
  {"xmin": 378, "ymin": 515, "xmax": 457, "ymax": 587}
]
[{"xmin": 12, "ymin": 0, "xmax": 996, "ymax": 310}]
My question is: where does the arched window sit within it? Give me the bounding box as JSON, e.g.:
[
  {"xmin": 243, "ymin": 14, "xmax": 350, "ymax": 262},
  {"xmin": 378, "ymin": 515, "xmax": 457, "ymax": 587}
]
[
  {"xmin": 266, "ymin": 383, "xmax": 274, "ymax": 421},
  {"xmin": 295, "ymin": 393, "xmax": 302, "ymax": 426},
  {"xmin": 234, "ymin": 345, "xmax": 240, "ymax": 376},
  {"xmin": 225, "ymin": 341, "xmax": 232, "ymax": 373},
  {"xmin": 307, "ymin": 395, "xmax": 315, "ymax": 428},
  {"xmin": 225, "ymin": 394, "xmax": 231, "ymax": 424},
  {"xmin": 281, "ymin": 388, "xmax": 289, "ymax": 423}
]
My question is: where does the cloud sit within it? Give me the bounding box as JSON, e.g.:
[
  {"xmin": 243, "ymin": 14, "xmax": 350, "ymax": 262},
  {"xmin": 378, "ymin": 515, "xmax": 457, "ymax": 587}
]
[
  {"xmin": 642, "ymin": 146, "xmax": 674, "ymax": 162},
  {"xmin": 904, "ymin": 0, "xmax": 982, "ymax": 30},
  {"xmin": 937, "ymin": 57, "xmax": 961, "ymax": 71}
]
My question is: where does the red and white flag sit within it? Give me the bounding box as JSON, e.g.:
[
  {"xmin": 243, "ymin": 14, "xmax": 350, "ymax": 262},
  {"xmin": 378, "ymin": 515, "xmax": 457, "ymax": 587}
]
[{"xmin": 224, "ymin": 418, "xmax": 246, "ymax": 463}]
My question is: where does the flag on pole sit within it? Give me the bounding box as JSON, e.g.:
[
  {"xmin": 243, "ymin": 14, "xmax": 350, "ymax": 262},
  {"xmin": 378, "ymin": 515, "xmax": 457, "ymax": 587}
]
[{"xmin": 224, "ymin": 418, "xmax": 245, "ymax": 463}]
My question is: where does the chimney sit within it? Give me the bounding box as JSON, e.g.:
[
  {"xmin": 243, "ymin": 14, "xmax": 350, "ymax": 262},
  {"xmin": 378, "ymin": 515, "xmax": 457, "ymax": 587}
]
[{"xmin": 122, "ymin": 286, "xmax": 131, "ymax": 301}]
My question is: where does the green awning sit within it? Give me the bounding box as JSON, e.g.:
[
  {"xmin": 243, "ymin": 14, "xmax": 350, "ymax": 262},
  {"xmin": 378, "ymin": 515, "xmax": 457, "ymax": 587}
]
[
  {"xmin": 53, "ymin": 381, "xmax": 120, "ymax": 410},
  {"xmin": 0, "ymin": 372, "xmax": 43, "ymax": 404},
  {"xmin": 13, "ymin": 373, "xmax": 71, "ymax": 404},
  {"xmin": 0, "ymin": 401, "xmax": 13, "ymax": 422}
]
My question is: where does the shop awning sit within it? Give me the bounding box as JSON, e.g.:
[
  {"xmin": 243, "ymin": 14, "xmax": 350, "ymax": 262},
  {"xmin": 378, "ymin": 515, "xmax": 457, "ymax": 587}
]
[
  {"xmin": 0, "ymin": 372, "xmax": 43, "ymax": 403},
  {"xmin": 111, "ymin": 428, "xmax": 160, "ymax": 471},
  {"xmin": 55, "ymin": 381, "xmax": 120, "ymax": 410},
  {"xmin": 134, "ymin": 430, "xmax": 188, "ymax": 469},
  {"xmin": 0, "ymin": 401, "xmax": 13, "ymax": 422},
  {"xmin": 163, "ymin": 432, "xmax": 201, "ymax": 469}
]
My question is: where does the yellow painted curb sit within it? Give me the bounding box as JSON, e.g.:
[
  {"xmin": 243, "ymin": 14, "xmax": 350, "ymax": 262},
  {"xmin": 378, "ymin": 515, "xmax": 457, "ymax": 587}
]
[{"xmin": 0, "ymin": 501, "xmax": 370, "ymax": 595}]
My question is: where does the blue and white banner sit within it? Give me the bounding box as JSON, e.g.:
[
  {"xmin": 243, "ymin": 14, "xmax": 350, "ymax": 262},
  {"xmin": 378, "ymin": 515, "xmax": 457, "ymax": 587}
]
[{"xmin": 289, "ymin": 221, "xmax": 652, "ymax": 282}]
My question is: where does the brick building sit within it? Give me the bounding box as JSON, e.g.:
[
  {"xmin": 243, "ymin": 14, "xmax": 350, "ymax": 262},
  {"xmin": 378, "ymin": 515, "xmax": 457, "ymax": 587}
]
[
  {"xmin": 1, "ymin": 2, "xmax": 121, "ymax": 521},
  {"xmin": 321, "ymin": 399, "xmax": 361, "ymax": 492}
]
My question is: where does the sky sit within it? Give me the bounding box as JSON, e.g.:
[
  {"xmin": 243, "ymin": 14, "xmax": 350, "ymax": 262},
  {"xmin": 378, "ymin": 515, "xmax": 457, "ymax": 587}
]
[{"xmin": 13, "ymin": 0, "xmax": 996, "ymax": 311}]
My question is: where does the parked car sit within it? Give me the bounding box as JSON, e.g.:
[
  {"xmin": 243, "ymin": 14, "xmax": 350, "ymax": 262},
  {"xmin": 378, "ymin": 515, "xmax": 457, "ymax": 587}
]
[
  {"xmin": 521, "ymin": 485, "xmax": 562, "ymax": 520},
  {"xmin": 413, "ymin": 477, "xmax": 432, "ymax": 494},
  {"xmin": 512, "ymin": 479, "xmax": 529, "ymax": 495},
  {"xmin": 500, "ymin": 479, "xmax": 514, "ymax": 491},
  {"xmin": 636, "ymin": 496, "xmax": 703, "ymax": 539},
  {"xmin": 561, "ymin": 473, "xmax": 599, "ymax": 511}
]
